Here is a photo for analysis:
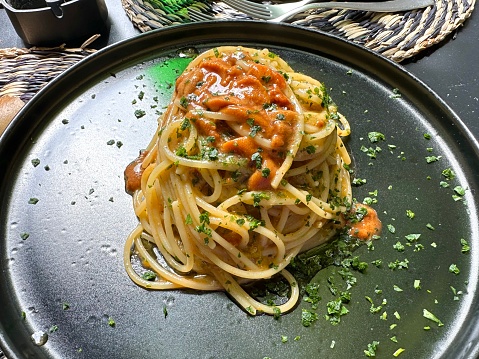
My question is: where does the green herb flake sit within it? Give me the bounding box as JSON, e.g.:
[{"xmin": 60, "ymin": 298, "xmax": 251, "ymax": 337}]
[
  {"xmin": 387, "ymin": 224, "xmax": 396, "ymax": 234},
  {"xmin": 281, "ymin": 335, "xmax": 288, "ymax": 343},
  {"xmin": 393, "ymin": 348, "xmax": 406, "ymax": 357},
  {"xmin": 134, "ymin": 109, "xmax": 146, "ymax": 118},
  {"xmin": 368, "ymin": 132, "xmax": 385, "ymax": 143},
  {"xmin": 28, "ymin": 197, "xmax": 39, "ymax": 205},
  {"xmin": 108, "ymin": 317, "xmax": 116, "ymax": 327},
  {"xmin": 423, "ymin": 133, "xmax": 431, "ymax": 140},
  {"xmin": 49, "ymin": 324, "xmax": 59, "ymax": 333},
  {"xmin": 414, "ymin": 280, "xmax": 421, "ymax": 290},
  {"xmin": 423, "ymin": 309, "xmax": 443, "ymax": 326},
  {"xmin": 393, "ymin": 242, "xmax": 405, "ymax": 252},
  {"xmin": 364, "ymin": 340, "xmax": 380, "ymax": 357},
  {"xmin": 141, "ymin": 271, "xmax": 157, "ymax": 281},
  {"xmin": 303, "ymin": 282, "xmax": 322, "ymax": 309},
  {"xmin": 449, "ymin": 264, "xmax": 460, "ymax": 275},
  {"xmin": 31, "ymin": 158, "xmax": 41, "ymax": 167},
  {"xmin": 393, "ymin": 285, "xmax": 403, "ymax": 292},
  {"xmin": 20, "ymin": 232, "xmax": 30, "ymax": 240},
  {"xmin": 453, "ymin": 186, "xmax": 466, "ymax": 197},
  {"xmin": 460, "ymin": 238, "xmax": 470, "ymax": 253},
  {"xmin": 405, "ymin": 210, "xmax": 415, "ymax": 219},
  {"xmin": 301, "ymin": 308, "xmax": 319, "ymax": 327},
  {"xmin": 163, "ymin": 306, "xmax": 168, "ymax": 318},
  {"xmin": 442, "ymin": 168, "xmax": 456, "ymax": 180},
  {"xmin": 426, "ymin": 155, "xmax": 442, "ymax": 163}
]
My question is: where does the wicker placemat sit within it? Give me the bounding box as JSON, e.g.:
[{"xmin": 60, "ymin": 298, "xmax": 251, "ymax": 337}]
[
  {"xmin": 121, "ymin": 0, "xmax": 475, "ymax": 62},
  {"xmin": 0, "ymin": 37, "xmax": 98, "ymax": 102}
]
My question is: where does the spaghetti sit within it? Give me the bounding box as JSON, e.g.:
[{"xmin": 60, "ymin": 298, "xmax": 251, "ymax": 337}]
[{"xmin": 124, "ymin": 46, "xmax": 353, "ymax": 315}]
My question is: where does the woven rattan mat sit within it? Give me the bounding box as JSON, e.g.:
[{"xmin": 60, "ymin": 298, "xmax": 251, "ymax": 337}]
[
  {"xmin": 121, "ymin": 0, "xmax": 475, "ymax": 62},
  {"xmin": 0, "ymin": 45, "xmax": 96, "ymax": 102}
]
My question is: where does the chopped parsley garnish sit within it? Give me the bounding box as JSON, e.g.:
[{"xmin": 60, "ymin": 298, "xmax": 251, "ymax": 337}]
[
  {"xmin": 305, "ymin": 145, "xmax": 316, "ymax": 154},
  {"xmin": 179, "ymin": 96, "xmax": 189, "ymax": 108},
  {"xmin": 134, "ymin": 109, "xmax": 146, "ymax": 118},
  {"xmin": 390, "ymin": 87, "xmax": 401, "ymax": 98},
  {"xmin": 352, "ymin": 178, "xmax": 367, "ymax": 186},
  {"xmin": 393, "ymin": 348, "xmax": 406, "ymax": 357},
  {"xmin": 442, "ymin": 168, "xmax": 456, "ymax": 180},
  {"xmin": 252, "ymin": 192, "xmax": 270, "ymax": 207},
  {"xmin": 414, "ymin": 279, "xmax": 421, "ymax": 290},
  {"xmin": 460, "ymin": 238, "xmax": 470, "ymax": 253},
  {"xmin": 425, "ymin": 155, "xmax": 441, "ymax": 163},
  {"xmin": 141, "ymin": 271, "xmax": 157, "ymax": 281},
  {"xmin": 326, "ymin": 297, "xmax": 350, "ymax": 325},
  {"xmin": 31, "ymin": 158, "xmax": 41, "ymax": 167},
  {"xmin": 180, "ymin": 118, "xmax": 191, "ymax": 131},
  {"xmin": 251, "ymin": 151, "xmax": 263, "ymax": 169},
  {"xmin": 303, "ymin": 282, "xmax": 321, "ymax": 309},
  {"xmin": 195, "ymin": 211, "xmax": 212, "ymax": 237},
  {"xmin": 301, "ymin": 308, "xmax": 319, "ymax": 327},
  {"xmin": 367, "ymin": 132, "xmax": 385, "ymax": 143},
  {"xmin": 28, "ymin": 197, "xmax": 39, "ymax": 205},
  {"xmin": 405, "ymin": 210, "xmax": 415, "ymax": 219},
  {"xmin": 449, "ymin": 264, "xmax": 460, "ymax": 275},
  {"xmin": 423, "ymin": 309, "xmax": 443, "ymax": 326},
  {"xmin": 393, "ymin": 241, "xmax": 405, "ymax": 252},
  {"xmin": 107, "ymin": 317, "xmax": 116, "ymax": 327},
  {"xmin": 388, "ymin": 258, "xmax": 409, "ymax": 270},
  {"xmin": 364, "ymin": 340, "xmax": 380, "ymax": 357}
]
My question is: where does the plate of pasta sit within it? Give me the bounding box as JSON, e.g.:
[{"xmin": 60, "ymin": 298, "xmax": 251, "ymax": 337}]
[{"xmin": 0, "ymin": 21, "xmax": 478, "ymax": 359}]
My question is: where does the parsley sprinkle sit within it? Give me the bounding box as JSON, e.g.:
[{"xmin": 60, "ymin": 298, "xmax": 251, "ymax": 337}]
[
  {"xmin": 107, "ymin": 317, "xmax": 115, "ymax": 327},
  {"xmin": 393, "ymin": 348, "xmax": 406, "ymax": 357},
  {"xmin": 368, "ymin": 132, "xmax": 385, "ymax": 143},
  {"xmin": 31, "ymin": 158, "xmax": 41, "ymax": 167},
  {"xmin": 423, "ymin": 309, "xmax": 443, "ymax": 326},
  {"xmin": 134, "ymin": 109, "xmax": 146, "ymax": 118},
  {"xmin": 28, "ymin": 198, "xmax": 39, "ymax": 204},
  {"xmin": 461, "ymin": 238, "xmax": 470, "ymax": 253},
  {"xmin": 364, "ymin": 341, "xmax": 380, "ymax": 357},
  {"xmin": 301, "ymin": 309, "xmax": 318, "ymax": 327},
  {"xmin": 449, "ymin": 264, "xmax": 460, "ymax": 275}
]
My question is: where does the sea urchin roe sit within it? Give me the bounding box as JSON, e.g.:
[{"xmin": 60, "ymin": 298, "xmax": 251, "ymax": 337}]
[
  {"xmin": 124, "ymin": 150, "xmax": 149, "ymax": 194},
  {"xmin": 348, "ymin": 203, "xmax": 382, "ymax": 240},
  {"xmin": 174, "ymin": 52, "xmax": 299, "ymax": 190}
]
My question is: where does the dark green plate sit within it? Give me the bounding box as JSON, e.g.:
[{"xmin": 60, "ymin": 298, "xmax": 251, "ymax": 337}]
[{"xmin": 1, "ymin": 21, "xmax": 478, "ymax": 359}]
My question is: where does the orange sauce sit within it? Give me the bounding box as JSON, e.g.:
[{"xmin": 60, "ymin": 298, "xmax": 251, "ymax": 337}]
[
  {"xmin": 348, "ymin": 203, "xmax": 382, "ymax": 241},
  {"xmin": 174, "ymin": 52, "xmax": 298, "ymax": 190}
]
